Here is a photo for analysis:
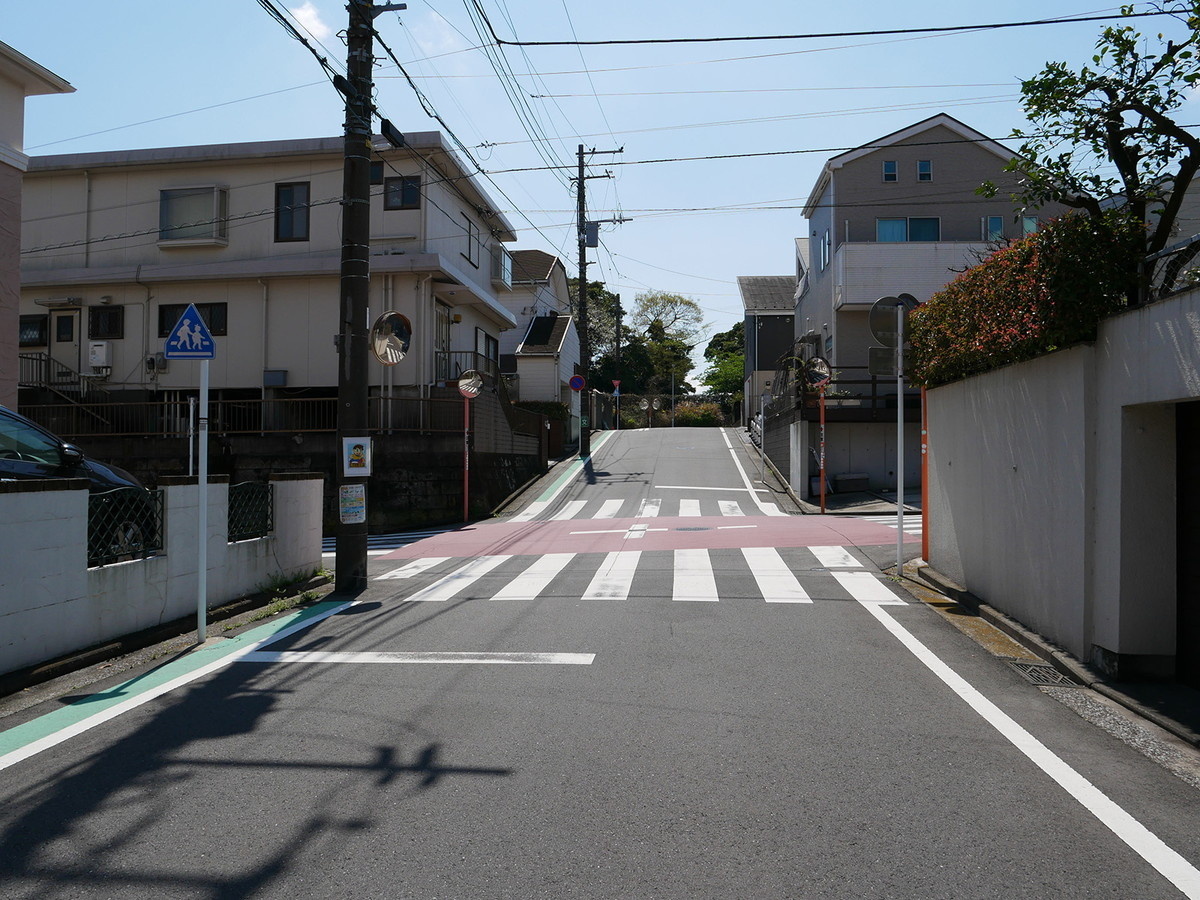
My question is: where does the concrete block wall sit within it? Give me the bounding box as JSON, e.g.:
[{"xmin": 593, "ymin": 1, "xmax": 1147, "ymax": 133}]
[{"xmin": 0, "ymin": 473, "xmax": 323, "ymax": 677}]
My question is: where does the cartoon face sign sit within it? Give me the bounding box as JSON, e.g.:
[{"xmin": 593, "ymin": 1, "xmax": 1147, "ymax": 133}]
[{"xmin": 348, "ymin": 444, "xmax": 366, "ymax": 467}]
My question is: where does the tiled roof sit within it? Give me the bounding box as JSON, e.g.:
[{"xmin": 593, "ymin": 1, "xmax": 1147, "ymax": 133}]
[
  {"xmin": 511, "ymin": 249, "xmax": 559, "ymax": 282},
  {"xmin": 518, "ymin": 314, "xmax": 572, "ymax": 354},
  {"xmin": 737, "ymin": 276, "xmax": 795, "ymax": 312}
]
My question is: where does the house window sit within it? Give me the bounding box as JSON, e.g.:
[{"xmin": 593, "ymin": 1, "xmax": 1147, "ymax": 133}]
[
  {"xmin": 876, "ymin": 217, "xmax": 941, "ymax": 242},
  {"xmin": 56, "ymin": 316, "xmax": 74, "ymax": 343},
  {"xmin": 983, "ymin": 216, "xmax": 1004, "ymax": 242},
  {"xmin": 1022, "ymin": 215, "xmax": 1040, "ymax": 236},
  {"xmin": 274, "ymin": 182, "xmax": 310, "ymax": 242},
  {"xmin": 882, "ymin": 160, "xmax": 897, "ymax": 182},
  {"xmin": 159, "ymin": 186, "xmax": 228, "ymax": 242},
  {"xmin": 158, "ymin": 303, "xmax": 227, "ymax": 338},
  {"xmin": 917, "ymin": 160, "xmax": 933, "ymax": 182},
  {"xmin": 476, "ymin": 328, "xmax": 499, "ymax": 366},
  {"xmin": 384, "ymin": 175, "xmax": 421, "ymax": 210},
  {"xmin": 19, "ymin": 315, "xmax": 48, "ymax": 347},
  {"xmin": 909, "ymin": 217, "xmax": 940, "ymax": 241},
  {"xmin": 88, "ymin": 306, "xmax": 125, "ymax": 340},
  {"xmin": 462, "ymin": 214, "xmax": 480, "ymax": 266}
]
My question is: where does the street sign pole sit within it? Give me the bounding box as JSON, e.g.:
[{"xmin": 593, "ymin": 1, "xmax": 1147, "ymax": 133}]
[
  {"xmin": 896, "ymin": 303, "xmax": 905, "ymax": 575},
  {"xmin": 197, "ymin": 359, "xmax": 209, "ymax": 642},
  {"xmin": 820, "ymin": 384, "xmax": 827, "ymax": 514}
]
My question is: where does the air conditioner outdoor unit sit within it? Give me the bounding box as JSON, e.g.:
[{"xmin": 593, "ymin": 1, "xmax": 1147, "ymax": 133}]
[{"xmin": 88, "ymin": 341, "xmax": 111, "ymax": 367}]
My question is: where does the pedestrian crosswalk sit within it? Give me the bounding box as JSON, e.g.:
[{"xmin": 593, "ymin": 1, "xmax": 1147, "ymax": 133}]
[
  {"xmin": 859, "ymin": 513, "xmax": 923, "ymax": 535},
  {"xmin": 511, "ymin": 495, "xmax": 787, "ymax": 523},
  {"xmin": 373, "ymin": 546, "xmax": 906, "ymax": 607}
]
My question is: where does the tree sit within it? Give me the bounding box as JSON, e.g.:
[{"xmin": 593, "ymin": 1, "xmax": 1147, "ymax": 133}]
[
  {"xmin": 701, "ymin": 321, "xmax": 745, "ymax": 395},
  {"xmin": 568, "ymin": 278, "xmax": 623, "ymax": 362},
  {"xmin": 982, "ymin": 2, "xmax": 1200, "ymax": 257},
  {"xmin": 629, "ymin": 291, "xmax": 705, "ymax": 346},
  {"xmin": 704, "ymin": 321, "xmax": 744, "ymax": 362},
  {"xmin": 644, "ymin": 319, "xmax": 695, "ymax": 395}
]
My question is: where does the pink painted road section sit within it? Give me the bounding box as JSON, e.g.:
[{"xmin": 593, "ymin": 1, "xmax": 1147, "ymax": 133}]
[{"xmin": 379, "ymin": 516, "xmax": 917, "ymax": 560}]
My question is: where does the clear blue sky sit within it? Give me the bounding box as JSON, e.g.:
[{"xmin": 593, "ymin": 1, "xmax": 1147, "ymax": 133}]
[{"xmin": 6, "ymin": 1, "xmax": 1196, "ymax": 356}]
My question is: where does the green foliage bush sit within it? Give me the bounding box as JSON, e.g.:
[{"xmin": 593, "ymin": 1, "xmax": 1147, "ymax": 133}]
[
  {"xmin": 909, "ymin": 212, "xmax": 1142, "ymax": 387},
  {"xmin": 513, "ymin": 400, "xmax": 570, "ymax": 421},
  {"xmin": 671, "ymin": 401, "xmax": 725, "ymax": 427}
]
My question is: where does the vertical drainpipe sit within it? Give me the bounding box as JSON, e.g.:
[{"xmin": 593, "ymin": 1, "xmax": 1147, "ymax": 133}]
[
  {"xmin": 83, "ymin": 170, "xmax": 91, "ymax": 269},
  {"xmin": 135, "ymin": 264, "xmax": 152, "ymax": 391}
]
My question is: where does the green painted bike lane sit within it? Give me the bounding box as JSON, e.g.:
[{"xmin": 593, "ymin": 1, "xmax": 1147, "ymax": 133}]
[{"xmin": 0, "ymin": 597, "xmax": 356, "ymax": 772}]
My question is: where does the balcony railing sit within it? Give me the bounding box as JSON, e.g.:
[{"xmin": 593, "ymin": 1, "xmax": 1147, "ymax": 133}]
[
  {"xmin": 19, "ymin": 396, "xmax": 469, "ymax": 440},
  {"xmin": 435, "ymin": 351, "xmax": 499, "ymax": 384}
]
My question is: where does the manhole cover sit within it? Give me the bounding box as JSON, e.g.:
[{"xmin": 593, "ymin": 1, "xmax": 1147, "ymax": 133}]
[{"xmin": 1007, "ymin": 660, "xmax": 1081, "ymax": 687}]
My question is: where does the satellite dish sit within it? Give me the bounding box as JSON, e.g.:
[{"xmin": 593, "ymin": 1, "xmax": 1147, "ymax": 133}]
[
  {"xmin": 370, "ymin": 311, "xmax": 412, "ymax": 366},
  {"xmin": 458, "ymin": 370, "xmax": 484, "ymax": 399}
]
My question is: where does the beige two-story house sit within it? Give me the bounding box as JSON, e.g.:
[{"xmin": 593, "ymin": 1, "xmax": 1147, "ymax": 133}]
[
  {"xmin": 788, "ymin": 113, "xmax": 1060, "ymax": 498},
  {"xmin": 18, "ymin": 132, "xmax": 519, "ymax": 417}
]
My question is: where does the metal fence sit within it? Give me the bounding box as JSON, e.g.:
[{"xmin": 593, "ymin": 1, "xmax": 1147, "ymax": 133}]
[
  {"xmin": 228, "ymin": 481, "xmax": 273, "ymax": 542},
  {"xmin": 19, "ymin": 396, "xmax": 469, "ymax": 440},
  {"xmin": 1141, "ymin": 232, "xmax": 1200, "ymax": 304},
  {"xmin": 87, "ymin": 487, "xmax": 164, "ymax": 567}
]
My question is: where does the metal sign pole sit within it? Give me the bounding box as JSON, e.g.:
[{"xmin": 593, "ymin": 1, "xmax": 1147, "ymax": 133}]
[
  {"xmin": 896, "ymin": 304, "xmax": 904, "ymax": 575},
  {"xmin": 197, "ymin": 359, "xmax": 209, "ymax": 643},
  {"xmin": 463, "ymin": 395, "xmax": 470, "ymax": 523},
  {"xmin": 820, "ymin": 385, "xmax": 827, "ymax": 514}
]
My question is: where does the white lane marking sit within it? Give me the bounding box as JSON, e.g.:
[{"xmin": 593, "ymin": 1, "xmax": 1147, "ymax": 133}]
[
  {"xmin": 741, "ymin": 547, "xmax": 811, "ymax": 603},
  {"xmin": 636, "ymin": 498, "xmax": 662, "ymax": 518},
  {"xmin": 374, "ymin": 557, "xmax": 451, "ymax": 580},
  {"xmin": 718, "ymin": 500, "xmax": 744, "ymax": 517},
  {"xmin": 718, "ymin": 525, "xmax": 758, "ymax": 530},
  {"xmin": 489, "ymin": 553, "xmax": 575, "ymax": 602},
  {"xmin": 656, "ymin": 485, "xmax": 769, "ymax": 493},
  {"xmin": 720, "ymin": 428, "xmax": 788, "ymax": 516},
  {"xmin": 582, "ymin": 550, "xmax": 641, "ymax": 601},
  {"xmin": 679, "ymin": 499, "xmax": 702, "ymax": 517},
  {"xmin": 835, "ymin": 571, "xmax": 906, "ymax": 605},
  {"xmin": 673, "ymin": 549, "xmax": 719, "ymax": 602},
  {"xmin": 811, "ymin": 546, "xmax": 863, "ymax": 569},
  {"xmin": 239, "ymin": 651, "xmax": 595, "ymax": 665},
  {"xmin": 404, "ymin": 555, "xmax": 511, "ymax": 602},
  {"xmin": 550, "ymin": 500, "xmax": 587, "ymax": 521},
  {"xmin": 596, "ymin": 499, "xmax": 625, "ymax": 519},
  {"xmin": 627, "ymin": 523, "xmax": 649, "ymax": 540},
  {"xmin": 862, "ymin": 603, "xmax": 1200, "ymax": 898},
  {"xmin": 510, "ymin": 500, "xmax": 549, "ymax": 523}
]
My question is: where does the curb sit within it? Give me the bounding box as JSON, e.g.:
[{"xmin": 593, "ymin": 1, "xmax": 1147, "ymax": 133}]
[{"xmin": 911, "ymin": 561, "xmax": 1200, "ymax": 748}]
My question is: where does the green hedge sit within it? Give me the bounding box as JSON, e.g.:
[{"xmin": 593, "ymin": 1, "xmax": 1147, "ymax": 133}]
[
  {"xmin": 513, "ymin": 400, "xmax": 570, "ymax": 421},
  {"xmin": 909, "ymin": 212, "xmax": 1141, "ymax": 387},
  {"xmin": 672, "ymin": 401, "xmax": 725, "ymax": 427}
]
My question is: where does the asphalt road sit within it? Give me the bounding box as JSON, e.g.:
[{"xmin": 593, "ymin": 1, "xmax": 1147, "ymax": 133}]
[{"xmin": 1, "ymin": 428, "xmax": 1197, "ymax": 899}]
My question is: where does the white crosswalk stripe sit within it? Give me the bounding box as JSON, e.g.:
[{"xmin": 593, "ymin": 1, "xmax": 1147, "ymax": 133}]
[
  {"xmin": 672, "ymin": 548, "xmax": 718, "ymax": 602},
  {"xmin": 636, "ymin": 498, "xmax": 663, "ymax": 518},
  {"xmin": 679, "ymin": 499, "xmax": 702, "ymax": 517},
  {"xmin": 582, "ymin": 550, "xmax": 641, "ymax": 601},
  {"xmin": 550, "ymin": 500, "xmax": 588, "ymax": 521},
  {"xmin": 718, "ymin": 500, "xmax": 744, "ymax": 517},
  {"xmin": 595, "ymin": 499, "xmax": 625, "ymax": 519},
  {"xmin": 374, "ymin": 547, "xmax": 906, "ymax": 607},
  {"xmin": 741, "ymin": 547, "xmax": 812, "ymax": 603}
]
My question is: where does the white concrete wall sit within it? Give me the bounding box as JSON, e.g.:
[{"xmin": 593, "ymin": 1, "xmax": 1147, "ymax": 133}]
[
  {"xmin": 0, "ymin": 474, "xmax": 323, "ymax": 677},
  {"xmin": 926, "ymin": 287, "xmax": 1200, "ymax": 665}
]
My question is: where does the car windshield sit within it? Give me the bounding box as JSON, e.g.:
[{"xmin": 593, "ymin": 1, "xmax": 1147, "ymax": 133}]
[{"xmin": 0, "ymin": 411, "xmax": 65, "ymax": 465}]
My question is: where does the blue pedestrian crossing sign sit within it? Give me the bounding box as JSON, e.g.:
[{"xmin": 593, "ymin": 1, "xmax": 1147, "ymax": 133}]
[{"xmin": 163, "ymin": 303, "xmax": 216, "ymax": 359}]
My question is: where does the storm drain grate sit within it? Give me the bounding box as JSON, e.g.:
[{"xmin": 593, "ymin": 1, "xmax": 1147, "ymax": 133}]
[{"xmin": 1007, "ymin": 660, "xmax": 1081, "ymax": 687}]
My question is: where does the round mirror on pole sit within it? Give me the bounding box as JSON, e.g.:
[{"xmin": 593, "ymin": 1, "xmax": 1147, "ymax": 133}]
[
  {"xmin": 804, "ymin": 356, "xmax": 832, "ymax": 388},
  {"xmin": 639, "ymin": 399, "xmax": 650, "ymax": 411},
  {"xmin": 458, "ymin": 369, "xmax": 484, "ymax": 398},
  {"xmin": 370, "ymin": 311, "xmax": 412, "ymax": 365}
]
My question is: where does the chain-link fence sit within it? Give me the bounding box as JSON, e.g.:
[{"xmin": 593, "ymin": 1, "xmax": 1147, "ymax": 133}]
[
  {"xmin": 228, "ymin": 481, "xmax": 273, "ymax": 542},
  {"xmin": 87, "ymin": 487, "xmax": 163, "ymax": 567}
]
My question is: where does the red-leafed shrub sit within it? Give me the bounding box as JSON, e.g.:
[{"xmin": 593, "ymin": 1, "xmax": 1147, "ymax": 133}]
[{"xmin": 909, "ymin": 212, "xmax": 1142, "ymax": 387}]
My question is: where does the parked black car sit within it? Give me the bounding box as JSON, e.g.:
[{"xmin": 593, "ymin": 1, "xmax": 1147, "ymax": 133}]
[{"xmin": 0, "ymin": 405, "xmax": 160, "ymax": 563}]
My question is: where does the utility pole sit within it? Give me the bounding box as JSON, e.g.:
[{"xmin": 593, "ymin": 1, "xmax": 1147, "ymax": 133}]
[
  {"xmin": 334, "ymin": 0, "xmax": 405, "ymax": 594},
  {"xmin": 614, "ymin": 296, "xmax": 622, "ymax": 430},
  {"xmin": 575, "ymin": 143, "xmax": 623, "ymax": 458}
]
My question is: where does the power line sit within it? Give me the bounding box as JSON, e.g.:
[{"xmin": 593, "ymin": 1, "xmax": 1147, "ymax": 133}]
[{"xmin": 477, "ymin": 9, "xmax": 1176, "ymax": 48}]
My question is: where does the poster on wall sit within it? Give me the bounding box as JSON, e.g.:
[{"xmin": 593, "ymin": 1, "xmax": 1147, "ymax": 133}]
[{"xmin": 341, "ymin": 437, "xmax": 373, "ymax": 478}]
